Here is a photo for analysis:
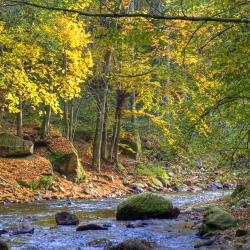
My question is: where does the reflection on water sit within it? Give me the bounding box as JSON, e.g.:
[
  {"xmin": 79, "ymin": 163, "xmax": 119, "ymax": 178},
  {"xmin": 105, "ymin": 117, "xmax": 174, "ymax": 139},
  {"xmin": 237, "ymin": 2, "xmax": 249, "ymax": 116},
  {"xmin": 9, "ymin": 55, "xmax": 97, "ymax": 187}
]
[{"xmin": 0, "ymin": 191, "xmax": 231, "ymax": 250}]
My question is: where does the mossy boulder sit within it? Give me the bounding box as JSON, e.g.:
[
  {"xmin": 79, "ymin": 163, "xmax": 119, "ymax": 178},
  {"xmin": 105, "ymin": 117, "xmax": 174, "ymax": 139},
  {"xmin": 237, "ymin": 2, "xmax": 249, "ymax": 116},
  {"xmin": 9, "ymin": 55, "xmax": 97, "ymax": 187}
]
[
  {"xmin": 47, "ymin": 138, "xmax": 84, "ymax": 183},
  {"xmin": 200, "ymin": 206, "xmax": 238, "ymax": 235},
  {"xmin": 0, "ymin": 133, "xmax": 34, "ymax": 157},
  {"xmin": 116, "ymin": 192, "xmax": 180, "ymax": 220},
  {"xmin": 230, "ymin": 182, "xmax": 250, "ymax": 206}
]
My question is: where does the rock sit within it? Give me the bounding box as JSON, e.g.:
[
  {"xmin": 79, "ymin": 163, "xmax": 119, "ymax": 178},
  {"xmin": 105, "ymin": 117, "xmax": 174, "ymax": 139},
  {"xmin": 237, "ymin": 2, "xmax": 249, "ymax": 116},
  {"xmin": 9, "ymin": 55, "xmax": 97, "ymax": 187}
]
[
  {"xmin": 0, "ymin": 224, "xmax": 34, "ymax": 235},
  {"xmin": 0, "ymin": 133, "xmax": 34, "ymax": 157},
  {"xmin": 106, "ymin": 238, "xmax": 154, "ymax": 250},
  {"xmin": 87, "ymin": 238, "xmax": 112, "ymax": 248},
  {"xmin": 156, "ymin": 176, "xmax": 168, "ymax": 187},
  {"xmin": 0, "ymin": 240, "xmax": 8, "ymax": 250},
  {"xmin": 207, "ymin": 183, "xmax": 223, "ymax": 190},
  {"xmin": 126, "ymin": 222, "xmax": 149, "ymax": 228},
  {"xmin": 194, "ymin": 238, "xmax": 216, "ymax": 248},
  {"xmin": 101, "ymin": 175, "xmax": 114, "ymax": 183},
  {"xmin": 76, "ymin": 224, "xmax": 108, "ymax": 231},
  {"xmin": 200, "ymin": 206, "xmax": 238, "ymax": 235},
  {"xmin": 168, "ymin": 172, "xmax": 175, "ymax": 177},
  {"xmin": 129, "ymin": 183, "xmax": 145, "ymax": 193},
  {"xmin": 231, "ymin": 184, "xmax": 246, "ymax": 197},
  {"xmin": 235, "ymin": 229, "xmax": 248, "ymax": 237},
  {"xmin": 184, "ymin": 180, "xmax": 192, "ymax": 187},
  {"xmin": 48, "ymin": 138, "xmax": 84, "ymax": 182},
  {"xmin": 222, "ymin": 183, "xmax": 231, "ymax": 190},
  {"xmin": 55, "ymin": 212, "xmax": 79, "ymax": 225},
  {"xmin": 116, "ymin": 192, "xmax": 180, "ymax": 220}
]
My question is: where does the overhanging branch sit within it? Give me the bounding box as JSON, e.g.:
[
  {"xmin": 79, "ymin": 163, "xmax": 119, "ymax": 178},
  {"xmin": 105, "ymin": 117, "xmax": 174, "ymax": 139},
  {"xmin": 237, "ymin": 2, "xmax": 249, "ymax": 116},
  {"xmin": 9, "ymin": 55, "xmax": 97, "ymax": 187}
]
[{"xmin": 6, "ymin": 1, "xmax": 250, "ymax": 24}]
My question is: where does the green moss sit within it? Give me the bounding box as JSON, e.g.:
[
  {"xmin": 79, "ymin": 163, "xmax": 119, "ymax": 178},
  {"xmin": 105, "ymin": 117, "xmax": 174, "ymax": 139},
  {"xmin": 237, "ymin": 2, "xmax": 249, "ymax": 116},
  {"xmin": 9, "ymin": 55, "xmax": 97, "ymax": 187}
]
[
  {"xmin": 47, "ymin": 152, "xmax": 65, "ymax": 162},
  {"xmin": 116, "ymin": 192, "xmax": 173, "ymax": 220},
  {"xmin": 16, "ymin": 175, "xmax": 52, "ymax": 190},
  {"xmin": 136, "ymin": 163, "xmax": 169, "ymax": 180},
  {"xmin": 229, "ymin": 183, "xmax": 250, "ymax": 206},
  {"xmin": 117, "ymin": 162, "xmax": 124, "ymax": 171},
  {"xmin": 201, "ymin": 206, "xmax": 238, "ymax": 235}
]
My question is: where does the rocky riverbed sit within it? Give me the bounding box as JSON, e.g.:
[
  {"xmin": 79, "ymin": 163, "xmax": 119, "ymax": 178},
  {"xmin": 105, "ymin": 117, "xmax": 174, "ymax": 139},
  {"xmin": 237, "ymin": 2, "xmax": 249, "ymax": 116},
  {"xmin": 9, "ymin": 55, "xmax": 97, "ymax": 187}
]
[{"xmin": 0, "ymin": 190, "xmax": 237, "ymax": 250}]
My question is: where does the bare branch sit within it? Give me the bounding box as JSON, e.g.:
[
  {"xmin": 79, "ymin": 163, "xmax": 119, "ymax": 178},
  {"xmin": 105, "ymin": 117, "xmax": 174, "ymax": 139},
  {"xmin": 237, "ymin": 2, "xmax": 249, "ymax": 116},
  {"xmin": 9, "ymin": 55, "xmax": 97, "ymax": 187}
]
[{"xmin": 198, "ymin": 25, "xmax": 235, "ymax": 51}]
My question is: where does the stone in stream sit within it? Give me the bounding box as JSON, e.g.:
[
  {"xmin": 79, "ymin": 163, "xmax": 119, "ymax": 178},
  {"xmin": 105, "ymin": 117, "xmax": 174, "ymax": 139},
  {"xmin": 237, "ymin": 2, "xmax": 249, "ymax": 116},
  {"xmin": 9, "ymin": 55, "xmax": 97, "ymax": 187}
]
[
  {"xmin": 87, "ymin": 238, "xmax": 112, "ymax": 248},
  {"xmin": 0, "ymin": 240, "xmax": 8, "ymax": 250},
  {"xmin": 0, "ymin": 224, "xmax": 34, "ymax": 235},
  {"xmin": 0, "ymin": 133, "xmax": 34, "ymax": 157},
  {"xmin": 76, "ymin": 224, "xmax": 108, "ymax": 231},
  {"xmin": 106, "ymin": 238, "xmax": 154, "ymax": 250},
  {"xmin": 55, "ymin": 212, "xmax": 79, "ymax": 225},
  {"xmin": 200, "ymin": 206, "xmax": 238, "ymax": 235},
  {"xmin": 116, "ymin": 192, "xmax": 180, "ymax": 220}
]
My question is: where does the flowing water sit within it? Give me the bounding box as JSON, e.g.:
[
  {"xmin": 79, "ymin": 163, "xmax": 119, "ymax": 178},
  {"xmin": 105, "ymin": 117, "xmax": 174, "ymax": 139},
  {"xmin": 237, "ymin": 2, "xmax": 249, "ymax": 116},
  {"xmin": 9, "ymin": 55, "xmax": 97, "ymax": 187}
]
[{"xmin": 0, "ymin": 191, "xmax": 231, "ymax": 250}]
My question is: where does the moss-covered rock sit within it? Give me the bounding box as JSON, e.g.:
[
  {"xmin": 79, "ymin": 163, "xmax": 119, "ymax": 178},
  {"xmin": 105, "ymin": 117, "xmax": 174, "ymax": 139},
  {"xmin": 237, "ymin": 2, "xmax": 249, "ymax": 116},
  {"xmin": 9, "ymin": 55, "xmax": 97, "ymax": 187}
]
[
  {"xmin": 116, "ymin": 192, "xmax": 179, "ymax": 220},
  {"xmin": 200, "ymin": 206, "xmax": 238, "ymax": 235},
  {"xmin": 0, "ymin": 133, "xmax": 34, "ymax": 157},
  {"xmin": 230, "ymin": 182, "xmax": 250, "ymax": 206},
  {"xmin": 48, "ymin": 138, "xmax": 84, "ymax": 183}
]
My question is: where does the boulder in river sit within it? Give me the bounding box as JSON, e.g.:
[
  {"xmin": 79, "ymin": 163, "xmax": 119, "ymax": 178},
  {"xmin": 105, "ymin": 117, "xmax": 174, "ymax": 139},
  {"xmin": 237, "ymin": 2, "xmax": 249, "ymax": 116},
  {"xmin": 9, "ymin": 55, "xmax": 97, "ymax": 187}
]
[
  {"xmin": 55, "ymin": 212, "xmax": 79, "ymax": 225},
  {"xmin": 76, "ymin": 224, "xmax": 108, "ymax": 231},
  {"xmin": 116, "ymin": 192, "xmax": 180, "ymax": 220},
  {"xmin": 87, "ymin": 238, "xmax": 112, "ymax": 248},
  {"xmin": 0, "ymin": 133, "xmax": 34, "ymax": 157},
  {"xmin": 0, "ymin": 224, "xmax": 34, "ymax": 235},
  {"xmin": 0, "ymin": 240, "xmax": 8, "ymax": 250},
  {"xmin": 200, "ymin": 206, "xmax": 238, "ymax": 235},
  {"xmin": 106, "ymin": 238, "xmax": 154, "ymax": 250}
]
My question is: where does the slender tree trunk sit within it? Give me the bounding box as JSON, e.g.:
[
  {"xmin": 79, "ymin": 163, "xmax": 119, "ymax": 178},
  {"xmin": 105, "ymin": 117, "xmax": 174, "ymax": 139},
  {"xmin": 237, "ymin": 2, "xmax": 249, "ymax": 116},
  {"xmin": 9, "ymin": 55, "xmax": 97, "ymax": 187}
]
[
  {"xmin": 131, "ymin": 92, "xmax": 142, "ymax": 160},
  {"xmin": 92, "ymin": 91, "xmax": 107, "ymax": 172},
  {"xmin": 41, "ymin": 105, "xmax": 52, "ymax": 139},
  {"xmin": 110, "ymin": 91, "xmax": 126, "ymax": 166},
  {"xmin": 64, "ymin": 102, "xmax": 70, "ymax": 139},
  {"xmin": 69, "ymin": 100, "xmax": 74, "ymax": 142},
  {"xmin": 17, "ymin": 97, "xmax": 23, "ymax": 138},
  {"xmin": 101, "ymin": 97, "xmax": 108, "ymax": 160}
]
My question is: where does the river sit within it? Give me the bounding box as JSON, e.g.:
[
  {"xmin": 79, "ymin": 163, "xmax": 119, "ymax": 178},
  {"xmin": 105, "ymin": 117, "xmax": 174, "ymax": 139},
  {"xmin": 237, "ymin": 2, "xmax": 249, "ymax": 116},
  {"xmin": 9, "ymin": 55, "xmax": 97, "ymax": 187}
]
[{"xmin": 0, "ymin": 191, "xmax": 231, "ymax": 249}]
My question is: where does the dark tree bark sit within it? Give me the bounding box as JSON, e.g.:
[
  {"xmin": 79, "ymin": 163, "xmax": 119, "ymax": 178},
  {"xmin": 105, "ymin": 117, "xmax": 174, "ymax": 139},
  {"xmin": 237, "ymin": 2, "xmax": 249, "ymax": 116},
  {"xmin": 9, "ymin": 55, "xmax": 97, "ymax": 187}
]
[
  {"xmin": 69, "ymin": 100, "xmax": 74, "ymax": 142},
  {"xmin": 110, "ymin": 90, "xmax": 127, "ymax": 167},
  {"xmin": 101, "ymin": 97, "xmax": 108, "ymax": 160},
  {"xmin": 131, "ymin": 91, "xmax": 142, "ymax": 160},
  {"xmin": 41, "ymin": 105, "xmax": 51, "ymax": 139},
  {"xmin": 16, "ymin": 96, "xmax": 23, "ymax": 138},
  {"xmin": 92, "ymin": 87, "xmax": 107, "ymax": 172},
  {"xmin": 64, "ymin": 101, "xmax": 70, "ymax": 139}
]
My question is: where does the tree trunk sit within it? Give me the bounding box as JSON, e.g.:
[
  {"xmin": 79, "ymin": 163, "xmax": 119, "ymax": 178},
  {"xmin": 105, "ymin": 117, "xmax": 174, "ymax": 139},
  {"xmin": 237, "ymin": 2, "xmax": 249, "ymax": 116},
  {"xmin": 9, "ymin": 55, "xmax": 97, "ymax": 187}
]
[
  {"xmin": 17, "ymin": 97, "xmax": 23, "ymax": 138},
  {"xmin": 110, "ymin": 91, "xmax": 126, "ymax": 166},
  {"xmin": 131, "ymin": 92, "xmax": 142, "ymax": 160},
  {"xmin": 41, "ymin": 105, "xmax": 51, "ymax": 139},
  {"xmin": 69, "ymin": 100, "xmax": 74, "ymax": 142},
  {"xmin": 64, "ymin": 101, "xmax": 70, "ymax": 139},
  {"xmin": 92, "ymin": 91, "xmax": 107, "ymax": 172},
  {"xmin": 101, "ymin": 97, "xmax": 108, "ymax": 160}
]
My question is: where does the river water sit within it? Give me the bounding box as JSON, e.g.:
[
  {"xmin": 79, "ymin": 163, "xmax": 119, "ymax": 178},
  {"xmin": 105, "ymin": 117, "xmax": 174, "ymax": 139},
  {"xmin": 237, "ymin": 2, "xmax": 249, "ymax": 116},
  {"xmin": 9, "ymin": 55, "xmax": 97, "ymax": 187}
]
[{"xmin": 0, "ymin": 191, "xmax": 231, "ymax": 250}]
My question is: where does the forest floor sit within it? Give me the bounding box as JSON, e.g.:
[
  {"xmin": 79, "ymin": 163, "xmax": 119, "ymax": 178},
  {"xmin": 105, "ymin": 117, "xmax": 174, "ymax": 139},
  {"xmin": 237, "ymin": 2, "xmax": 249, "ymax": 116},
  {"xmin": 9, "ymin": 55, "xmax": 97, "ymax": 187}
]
[{"xmin": 0, "ymin": 127, "xmax": 240, "ymax": 204}]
